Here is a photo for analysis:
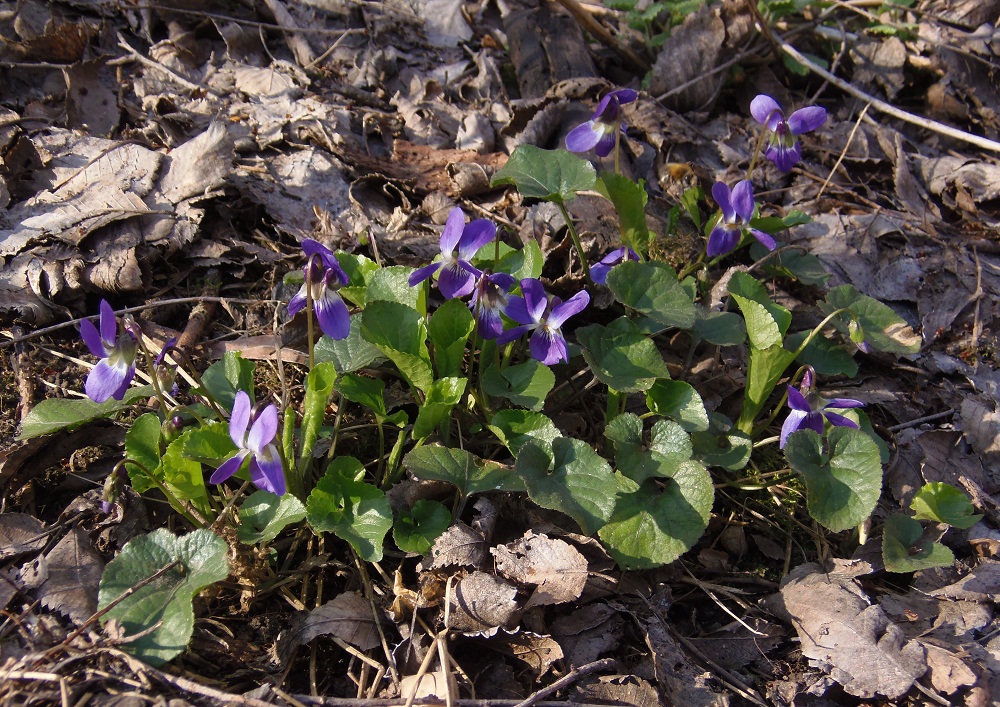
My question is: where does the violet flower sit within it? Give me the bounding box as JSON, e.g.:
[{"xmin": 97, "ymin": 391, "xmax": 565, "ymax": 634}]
[
  {"xmin": 209, "ymin": 390, "xmax": 286, "ymax": 496},
  {"xmin": 750, "ymin": 94, "xmax": 827, "ymax": 172},
  {"xmin": 591, "ymin": 247, "xmax": 639, "ymax": 285},
  {"xmin": 288, "ymin": 239, "xmax": 351, "ymax": 340},
  {"xmin": 496, "ymin": 278, "xmax": 590, "ymax": 365},
  {"xmin": 408, "ymin": 207, "xmax": 496, "ymax": 300},
  {"xmin": 470, "ymin": 271, "xmax": 515, "ymax": 339},
  {"xmin": 779, "ymin": 370, "xmax": 865, "ymax": 448},
  {"xmin": 565, "ymin": 88, "xmax": 638, "ymax": 158},
  {"xmin": 707, "ymin": 180, "xmax": 776, "ymax": 258},
  {"xmin": 80, "ymin": 299, "xmax": 139, "ymax": 403}
]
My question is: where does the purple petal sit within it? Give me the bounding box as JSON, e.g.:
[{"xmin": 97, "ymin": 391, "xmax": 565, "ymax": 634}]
[
  {"xmin": 324, "ymin": 259, "xmax": 350, "ymax": 288},
  {"xmin": 825, "ymin": 398, "xmax": 865, "ymax": 410},
  {"xmin": 210, "ymin": 451, "xmax": 248, "ymax": 484},
  {"xmin": 786, "ymin": 385, "xmax": 813, "ymax": 413},
  {"xmin": 825, "ymin": 412, "xmax": 860, "ymax": 429},
  {"xmin": 438, "ymin": 263, "xmax": 477, "ymax": 300},
  {"xmin": 247, "ymin": 404, "xmax": 278, "ymax": 454},
  {"xmin": 112, "ymin": 365, "xmax": 136, "ymax": 401},
  {"xmin": 80, "ymin": 318, "xmax": 107, "ymax": 358},
  {"xmin": 707, "ymin": 225, "xmax": 739, "ymax": 257},
  {"xmin": 731, "ymin": 180, "xmax": 756, "ymax": 222},
  {"xmin": 249, "ymin": 445, "xmax": 286, "ymax": 496},
  {"xmin": 408, "ymin": 262, "xmax": 441, "ymax": 287},
  {"xmin": 85, "ymin": 359, "xmax": 130, "ymax": 403},
  {"xmin": 477, "ymin": 307, "xmax": 505, "ymax": 339},
  {"xmin": 230, "ymin": 391, "xmax": 252, "ymax": 447},
  {"xmin": 779, "ymin": 410, "xmax": 807, "ymax": 448},
  {"xmin": 519, "ymin": 279, "xmax": 549, "ymax": 324},
  {"xmin": 787, "ymin": 106, "xmax": 827, "ymax": 135},
  {"xmin": 490, "ymin": 272, "xmax": 515, "ymax": 291},
  {"xmin": 439, "ymin": 207, "xmax": 466, "ymax": 254},
  {"xmin": 503, "ymin": 296, "xmax": 534, "ymax": 326},
  {"xmin": 750, "ymin": 229, "xmax": 776, "ymax": 251},
  {"xmin": 771, "ymin": 143, "xmax": 801, "ymax": 172},
  {"xmin": 711, "ymin": 182, "xmax": 735, "ymax": 223},
  {"xmin": 98, "ymin": 300, "xmax": 117, "ymax": 346},
  {"xmin": 609, "ymin": 88, "xmax": 638, "ymax": 105},
  {"xmin": 496, "ymin": 324, "xmax": 531, "ymax": 346},
  {"xmin": 287, "ymin": 287, "xmax": 307, "ymax": 317},
  {"xmin": 594, "ymin": 129, "xmax": 618, "ymax": 157},
  {"xmin": 592, "ymin": 93, "xmax": 616, "ymax": 120},
  {"xmin": 302, "ymin": 239, "xmax": 338, "ymax": 269},
  {"xmin": 591, "ymin": 263, "xmax": 612, "ymax": 285},
  {"xmin": 529, "ymin": 330, "xmax": 569, "ymax": 365},
  {"xmin": 315, "ymin": 292, "xmax": 351, "ymax": 340},
  {"xmin": 458, "ymin": 219, "xmax": 496, "ymax": 257},
  {"xmin": 565, "ymin": 122, "xmax": 601, "ymax": 153},
  {"xmin": 547, "ymin": 290, "xmax": 590, "ymax": 329},
  {"xmin": 750, "ymin": 94, "xmax": 783, "ymax": 131}
]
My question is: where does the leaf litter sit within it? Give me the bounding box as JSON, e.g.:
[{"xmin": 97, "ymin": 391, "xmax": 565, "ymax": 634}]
[{"xmin": 1, "ymin": 0, "xmax": 1000, "ymax": 704}]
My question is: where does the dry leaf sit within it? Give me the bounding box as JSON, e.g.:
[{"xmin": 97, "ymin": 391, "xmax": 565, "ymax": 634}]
[
  {"xmin": 427, "ymin": 522, "xmax": 486, "ymax": 570},
  {"xmin": 494, "ymin": 631, "xmax": 563, "ymax": 677},
  {"xmin": 960, "ymin": 398, "xmax": 1000, "ymax": 455},
  {"xmin": 920, "ymin": 642, "xmax": 979, "ymax": 695},
  {"xmin": 929, "ymin": 560, "xmax": 1000, "ymax": 602},
  {"xmin": 276, "ymin": 591, "xmax": 381, "ymax": 664},
  {"xmin": 445, "ymin": 571, "xmax": 519, "ymax": 634},
  {"xmin": 0, "ymin": 513, "xmax": 46, "ymax": 559},
  {"xmin": 492, "ymin": 531, "xmax": 587, "ymax": 609},
  {"xmin": 20, "ymin": 526, "xmax": 103, "ymax": 625}
]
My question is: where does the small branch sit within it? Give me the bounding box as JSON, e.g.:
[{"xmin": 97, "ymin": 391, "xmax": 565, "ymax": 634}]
[
  {"xmin": 116, "ymin": 33, "xmax": 220, "ymax": 96},
  {"xmin": 261, "ymin": 0, "xmax": 317, "ymax": 68},
  {"xmin": 552, "ymin": 0, "xmax": 651, "ymax": 74},
  {"xmin": 513, "ymin": 657, "xmax": 617, "ymax": 707}
]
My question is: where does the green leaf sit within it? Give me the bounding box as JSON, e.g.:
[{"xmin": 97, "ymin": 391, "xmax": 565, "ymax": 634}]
[
  {"xmin": 98, "ymin": 528, "xmax": 229, "ymax": 666},
  {"xmin": 497, "ymin": 239, "xmax": 543, "ymax": 281},
  {"xmin": 201, "ymin": 352, "xmax": 255, "ymax": 411},
  {"xmin": 393, "ymin": 499, "xmax": 452, "ymax": 555},
  {"xmin": 481, "ymin": 359, "xmax": 555, "ymax": 411},
  {"xmin": 490, "ymin": 145, "xmax": 596, "ymax": 204},
  {"xmin": 882, "ymin": 513, "xmax": 955, "ymax": 573},
  {"xmin": 728, "ymin": 272, "xmax": 791, "ymax": 349},
  {"xmin": 910, "ymin": 482, "xmax": 982, "ymax": 529},
  {"xmin": 595, "ymin": 171, "xmax": 650, "ymax": 255},
  {"xmin": 306, "ymin": 457, "xmax": 392, "ymax": 562},
  {"xmin": 679, "ymin": 185, "xmax": 703, "ymax": 230},
  {"xmin": 180, "ymin": 422, "xmax": 234, "ymax": 465},
  {"xmin": 645, "ymin": 379, "xmax": 709, "ymax": 432},
  {"xmin": 598, "ymin": 460, "xmax": 714, "ymax": 569},
  {"xmin": 516, "ymin": 438, "xmax": 616, "ymax": 535},
  {"xmin": 606, "ymin": 261, "xmax": 696, "ymax": 330},
  {"xmin": 605, "ymin": 414, "xmax": 693, "ymax": 485},
  {"xmin": 403, "ymin": 445, "xmax": 524, "ymax": 495},
  {"xmin": 487, "ymin": 409, "xmax": 560, "ymax": 454},
  {"xmin": 18, "ymin": 386, "xmax": 155, "ymax": 439},
  {"xmin": 162, "ymin": 433, "xmax": 212, "ymax": 517},
  {"xmin": 335, "ymin": 373, "xmax": 387, "ymax": 417},
  {"xmin": 124, "ymin": 412, "xmax": 164, "ymax": 493},
  {"xmin": 364, "ymin": 265, "xmax": 420, "ymax": 308},
  {"xmin": 691, "ymin": 412, "xmax": 753, "ymax": 471},
  {"xmin": 824, "ymin": 285, "xmax": 921, "ymax": 354},
  {"xmin": 299, "ymin": 362, "xmax": 337, "ymax": 473},
  {"xmin": 237, "ymin": 490, "xmax": 307, "ymax": 544},
  {"xmin": 361, "ymin": 300, "xmax": 433, "ymax": 393},
  {"xmin": 786, "ymin": 331, "xmax": 859, "ymax": 377},
  {"xmin": 314, "ymin": 314, "xmax": 383, "ymax": 374},
  {"xmin": 785, "ymin": 428, "xmax": 883, "ymax": 532},
  {"xmin": 749, "ymin": 243, "xmax": 829, "ymax": 286},
  {"xmin": 412, "ymin": 377, "xmax": 467, "ymax": 440},
  {"xmin": 737, "ymin": 344, "xmax": 796, "ymax": 433},
  {"xmin": 335, "ymin": 252, "xmax": 380, "ymax": 306},
  {"xmin": 691, "ymin": 307, "xmax": 746, "ymax": 346},
  {"xmin": 577, "ymin": 317, "xmax": 671, "ymax": 393},
  {"xmin": 428, "ymin": 298, "xmax": 474, "ymax": 378}
]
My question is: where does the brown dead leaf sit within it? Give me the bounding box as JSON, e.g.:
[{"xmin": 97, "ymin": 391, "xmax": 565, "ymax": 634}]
[
  {"xmin": 492, "ymin": 531, "xmax": 587, "ymax": 609},
  {"xmin": 494, "ymin": 631, "xmax": 563, "ymax": 677},
  {"xmin": 20, "ymin": 526, "xmax": 103, "ymax": 625},
  {"xmin": 769, "ymin": 563, "xmax": 927, "ymax": 699},
  {"xmin": 445, "ymin": 571, "xmax": 519, "ymax": 634},
  {"xmin": 850, "ymin": 36, "xmax": 907, "ymax": 99},
  {"xmin": 550, "ymin": 603, "xmax": 622, "ymax": 667},
  {"xmin": 929, "ymin": 560, "xmax": 1000, "ymax": 602},
  {"xmin": 920, "ymin": 642, "xmax": 979, "ymax": 695},
  {"xmin": 641, "ymin": 615, "xmax": 729, "ymax": 706},
  {"xmin": 572, "ymin": 675, "xmax": 662, "ymax": 707},
  {"xmin": 427, "ymin": 521, "xmax": 486, "ymax": 570},
  {"xmin": 960, "ymin": 397, "xmax": 1000, "ymax": 455},
  {"xmin": 0, "ymin": 513, "xmax": 46, "ymax": 559},
  {"xmin": 276, "ymin": 591, "xmax": 381, "ymax": 664}
]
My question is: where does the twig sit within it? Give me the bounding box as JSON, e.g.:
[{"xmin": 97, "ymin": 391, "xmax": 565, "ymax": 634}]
[
  {"xmin": 512, "ymin": 658, "xmax": 617, "ymax": 707},
  {"xmin": 116, "ymin": 33, "xmax": 220, "ymax": 96},
  {"xmin": 886, "ymin": 408, "xmax": 955, "ymax": 432},
  {"xmin": 261, "ymin": 0, "xmax": 316, "ymax": 67},
  {"xmin": 777, "ymin": 39, "xmax": 1000, "ymax": 155},
  {"xmin": 551, "ymin": 0, "xmax": 650, "ymax": 74},
  {"xmin": 818, "ymin": 103, "xmax": 869, "ymax": 200}
]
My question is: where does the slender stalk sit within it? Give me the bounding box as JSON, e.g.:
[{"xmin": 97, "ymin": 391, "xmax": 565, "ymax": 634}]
[
  {"xmin": 791, "ymin": 308, "xmax": 851, "ymax": 357},
  {"xmin": 557, "ymin": 201, "xmax": 591, "ymax": 281},
  {"xmin": 614, "ymin": 125, "xmax": 622, "ymax": 176}
]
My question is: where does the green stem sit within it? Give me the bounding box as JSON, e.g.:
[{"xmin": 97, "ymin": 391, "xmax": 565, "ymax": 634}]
[
  {"xmin": 557, "ymin": 201, "xmax": 591, "ymax": 282},
  {"xmin": 326, "ymin": 391, "xmax": 345, "ymax": 461},
  {"xmin": 790, "ymin": 308, "xmax": 851, "ymax": 358}
]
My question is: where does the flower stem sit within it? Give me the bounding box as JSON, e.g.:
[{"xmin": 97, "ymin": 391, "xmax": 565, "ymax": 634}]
[
  {"xmin": 791, "ymin": 308, "xmax": 851, "ymax": 358},
  {"xmin": 557, "ymin": 201, "xmax": 591, "ymax": 281}
]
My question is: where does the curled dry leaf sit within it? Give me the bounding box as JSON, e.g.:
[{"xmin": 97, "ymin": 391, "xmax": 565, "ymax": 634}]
[
  {"xmin": 445, "ymin": 571, "xmax": 519, "ymax": 634},
  {"xmin": 0, "ymin": 513, "xmax": 46, "ymax": 559},
  {"xmin": 494, "ymin": 631, "xmax": 563, "ymax": 677},
  {"xmin": 426, "ymin": 521, "xmax": 486, "ymax": 570},
  {"xmin": 276, "ymin": 591, "xmax": 381, "ymax": 665},
  {"xmin": 492, "ymin": 530, "xmax": 587, "ymax": 609}
]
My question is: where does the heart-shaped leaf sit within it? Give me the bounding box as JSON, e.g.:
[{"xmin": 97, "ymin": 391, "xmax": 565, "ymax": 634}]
[{"xmin": 490, "ymin": 145, "xmax": 596, "ymax": 204}]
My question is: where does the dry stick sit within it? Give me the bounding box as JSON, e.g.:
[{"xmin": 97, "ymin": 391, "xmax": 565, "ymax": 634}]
[
  {"xmin": 551, "ymin": 0, "xmax": 651, "ymax": 74},
  {"xmin": 778, "ymin": 39, "xmax": 1000, "ymax": 155},
  {"xmin": 817, "ymin": 103, "xmax": 870, "ymax": 200},
  {"xmin": 261, "ymin": 0, "xmax": 316, "ymax": 67},
  {"xmin": 116, "ymin": 33, "xmax": 220, "ymax": 96},
  {"xmin": 511, "ymin": 657, "xmax": 617, "ymax": 707}
]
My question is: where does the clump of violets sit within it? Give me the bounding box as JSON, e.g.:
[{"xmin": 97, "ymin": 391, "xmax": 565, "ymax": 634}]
[
  {"xmin": 288, "ymin": 239, "xmax": 351, "ymax": 340},
  {"xmin": 591, "ymin": 247, "xmax": 639, "ymax": 285},
  {"xmin": 409, "ymin": 207, "xmax": 496, "ymax": 299},
  {"xmin": 779, "ymin": 368, "xmax": 865, "ymax": 448},
  {"xmin": 707, "ymin": 180, "xmax": 776, "ymax": 258},
  {"xmin": 210, "ymin": 390, "xmax": 286, "ymax": 496},
  {"xmin": 470, "ymin": 271, "xmax": 515, "ymax": 339},
  {"xmin": 750, "ymin": 94, "xmax": 827, "ymax": 172},
  {"xmin": 565, "ymin": 88, "xmax": 638, "ymax": 158},
  {"xmin": 80, "ymin": 299, "xmax": 139, "ymax": 403},
  {"xmin": 497, "ymin": 278, "xmax": 590, "ymax": 365}
]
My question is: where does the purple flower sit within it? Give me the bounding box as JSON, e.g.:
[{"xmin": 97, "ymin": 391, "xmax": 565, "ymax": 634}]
[
  {"xmin": 209, "ymin": 391, "xmax": 286, "ymax": 496},
  {"xmin": 408, "ymin": 207, "xmax": 496, "ymax": 299},
  {"xmin": 80, "ymin": 300, "xmax": 139, "ymax": 403},
  {"xmin": 288, "ymin": 239, "xmax": 351, "ymax": 340},
  {"xmin": 707, "ymin": 180, "xmax": 776, "ymax": 258},
  {"xmin": 471, "ymin": 271, "xmax": 515, "ymax": 339},
  {"xmin": 565, "ymin": 89, "xmax": 638, "ymax": 158},
  {"xmin": 590, "ymin": 247, "xmax": 639, "ymax": 285},
  {"xmin": 496, "ymin": 279, "xmax": 590, "ymax": 365},
  {"xmin": 750, "ymin": 94, "xmax": 827, "ymax": 172},
  {"xmin": 779, "ymin": 371, "xmax": 865, "ymax": 448}
]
